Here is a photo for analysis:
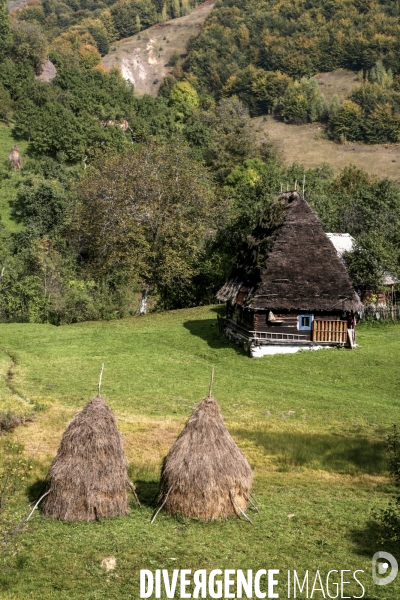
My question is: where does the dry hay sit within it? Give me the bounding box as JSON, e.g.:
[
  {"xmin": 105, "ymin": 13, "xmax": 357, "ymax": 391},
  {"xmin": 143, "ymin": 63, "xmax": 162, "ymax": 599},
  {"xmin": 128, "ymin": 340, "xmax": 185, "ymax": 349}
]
[
  {"xmin": 42, "ymin": 396, "xmax": 129, "ymax": 522},
  {"xmin": 7, "ymin": 145, "xmax": 22, "ymax": 171},
  {"xmin": 158, "ymin": 393, "xmax": 253, "ymax": 522}
]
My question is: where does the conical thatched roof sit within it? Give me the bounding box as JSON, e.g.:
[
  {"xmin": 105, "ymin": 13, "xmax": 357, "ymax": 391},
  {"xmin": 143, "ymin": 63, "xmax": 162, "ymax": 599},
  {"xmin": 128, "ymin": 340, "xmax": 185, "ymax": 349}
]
[
  {"xmin": 217, "ymin": 191, "xmax": 363, "ymax": 313},
  {"xmin": 158, "ymin": 393, "xmax": 253, "ymax": 522},
  {"xmin": 42, "ymin": 396, "xmax": 129, "ymax": 522}
]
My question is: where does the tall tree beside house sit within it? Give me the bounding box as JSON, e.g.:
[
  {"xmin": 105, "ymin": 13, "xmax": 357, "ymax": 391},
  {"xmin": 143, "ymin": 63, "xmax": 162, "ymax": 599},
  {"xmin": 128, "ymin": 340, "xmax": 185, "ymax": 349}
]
[{"xmin": 76, "ymin": 142, "xmax": 217, "ymax": 314}]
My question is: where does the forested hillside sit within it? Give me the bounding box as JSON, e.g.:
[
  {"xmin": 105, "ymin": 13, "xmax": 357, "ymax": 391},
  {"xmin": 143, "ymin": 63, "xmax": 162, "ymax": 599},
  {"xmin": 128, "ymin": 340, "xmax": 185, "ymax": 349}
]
[
  {"xmin": 181, "ymin": 0, "xmax": 400, "ymax": 143},
  {"xmin": 0, "ymin": 0, "xmax": 399, "ymax": 324},
  {"xmin": 185, "ymin": 0, "xmax": 400, "ymax": 91}
]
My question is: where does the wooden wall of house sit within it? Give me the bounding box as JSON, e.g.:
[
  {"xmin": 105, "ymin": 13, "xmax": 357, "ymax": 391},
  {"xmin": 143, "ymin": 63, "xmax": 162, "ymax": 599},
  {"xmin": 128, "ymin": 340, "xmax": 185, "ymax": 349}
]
[
  {"xmin": 254, "ymin": 313, "xmax": 298, "ymax": 333},
  {"xmin": 228, "ymin": 305, "xmax": 346, "ymax": 342}
]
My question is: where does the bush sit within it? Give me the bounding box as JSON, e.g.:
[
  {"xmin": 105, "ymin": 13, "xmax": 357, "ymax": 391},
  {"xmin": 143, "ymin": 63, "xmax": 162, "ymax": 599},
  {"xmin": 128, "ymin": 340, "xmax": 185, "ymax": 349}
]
[
  {"xmin": 0, "ymin": 442, "xmax": 30, "ymax": 567},
  {"xmin": 0, "ymin": 84, "xmax": 12, "ymax": 121},
  {"xmin": 167, "ymin": 51, "xmax": 179, "ymax": 67},
  {"xmin": 329, "ymin": 100, "xmax": 363, "ymax": 141},
  {"xmin": 276, "ymin": 78, "xmax": 322, "ymax": 124},
  {"xmin": 373, "ymin": 425, "xmax": 400, "ymax": 543},
  {"xmin": 10, "ymin": 20, "xmax": 48, "ymax": 75},
  {"xmin": 0, "ymin": 411, "xmax": 32, "ymax": 434}
]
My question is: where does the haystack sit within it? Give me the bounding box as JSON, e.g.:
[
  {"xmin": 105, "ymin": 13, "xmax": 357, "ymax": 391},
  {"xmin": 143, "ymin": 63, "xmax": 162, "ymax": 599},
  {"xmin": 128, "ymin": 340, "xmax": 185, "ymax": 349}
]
[
  {"xmin": 7, "ymin": 145, "xmax": 22, "ymax": 171},
  {"xmin": 42, "ymin": 395, "xmax": 130, "ymax": 521},
  {"xmin": 157, "ymin": 375, "xmax": 253, "ymax": 522}
]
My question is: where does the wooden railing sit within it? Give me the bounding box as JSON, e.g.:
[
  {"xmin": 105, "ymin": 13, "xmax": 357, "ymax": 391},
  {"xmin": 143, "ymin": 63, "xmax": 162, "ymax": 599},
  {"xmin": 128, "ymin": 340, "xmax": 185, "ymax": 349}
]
[
  {"xmin": 312, "ymin": 319, "xmax": 347, "ymax": 343},
  {"xmin": 252, "ymin": 330, "xmax": 308, "ymax": 341},
  {"xmin": 218, "ymin": 317, "xmax": 308, "ymax": 342}
]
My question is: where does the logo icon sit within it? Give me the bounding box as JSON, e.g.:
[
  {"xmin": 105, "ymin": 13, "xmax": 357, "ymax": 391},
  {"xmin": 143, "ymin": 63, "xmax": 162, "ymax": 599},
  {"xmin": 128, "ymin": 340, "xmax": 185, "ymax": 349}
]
[{"xmin": 372, "ymin": 551, "xmax": 398, "ymax": 586}]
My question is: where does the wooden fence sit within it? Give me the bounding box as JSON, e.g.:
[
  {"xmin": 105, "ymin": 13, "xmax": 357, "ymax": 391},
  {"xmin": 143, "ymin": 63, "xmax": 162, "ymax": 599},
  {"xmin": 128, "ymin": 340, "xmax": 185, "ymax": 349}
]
[{"xmin": 361, "ymin": 305, "xmax": 400, "ymax": 321}]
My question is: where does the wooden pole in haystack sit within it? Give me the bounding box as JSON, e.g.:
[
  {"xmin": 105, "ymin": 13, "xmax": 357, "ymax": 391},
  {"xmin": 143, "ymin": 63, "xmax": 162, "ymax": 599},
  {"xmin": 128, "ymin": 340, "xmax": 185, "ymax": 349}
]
[
  {"xmin": 41, "ymin": 365, "xmax": 140, "ymax": 521},
  {"xmin": 154, "ymin": 370, "xmax": 254, "ymax": 523},
  {"xmin": 98, "ymin": 362, "xmax": 104, "ymax": 396}
]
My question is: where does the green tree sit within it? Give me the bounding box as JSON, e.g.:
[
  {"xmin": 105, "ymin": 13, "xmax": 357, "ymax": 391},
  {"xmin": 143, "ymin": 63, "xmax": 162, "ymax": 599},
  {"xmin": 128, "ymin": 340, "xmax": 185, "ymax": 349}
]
[
  {"xmin": 0, "ymin": 85, "xmax": 12, "ymax": 121},
  {"xmin": 172, "ymin": 0, "xmax": 180, "ymax": 18},
  {"xmin": 168, "ymin": 80, "xmax": 199, "ymax": 116},
  {"xmin": 364, "ymin": 103, "xmax": 400, "ymax": 144},
  {"xmin": 110, "ymin": 0, "xmax": 157, "ymax": 39},
  {"xmin": 10, "ymin": 20, "xmax": 48, "ymax": 75},
  {"xmin": 277, "ymin": 78, "xmax": 322, "ymax": 124},
  {"xmin": 25, "ymin": 102, "xmax": 89, "ymax": 161},
  {"xmin": 99, "ymin": 9, "xmax": 118, "ymax": 44},
  {"xmin": 10, "ymin": 176, "xmax": 70, "ymax": 236},
  {"xmin": 76, "ymin": 142, "xmax": 217, "ymax": 314},
  {"xmin": 329, "ymin": 100, "xmax": 363, "ymax": 141},
  {"xmin": 369, "ymin": 60, "xmax": 393, "ymax": 88},
  {"xmin": 197, "ymin": 97, "xmax": 275, "ymax": 181},
  {"xmin": 0, "ymin": 0, "xmax": 10, "ymax": 62},
  {"xmin": 329, "ymin": 93, "xmax": 340, "ymax": 118}
]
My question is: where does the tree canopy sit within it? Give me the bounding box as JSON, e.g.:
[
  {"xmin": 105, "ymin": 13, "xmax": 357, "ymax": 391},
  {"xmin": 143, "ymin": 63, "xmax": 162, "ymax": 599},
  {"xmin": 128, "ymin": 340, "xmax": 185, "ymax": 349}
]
[{"xmin": 76, "ymin": 142, "xmax": 218, "ymax": 313}]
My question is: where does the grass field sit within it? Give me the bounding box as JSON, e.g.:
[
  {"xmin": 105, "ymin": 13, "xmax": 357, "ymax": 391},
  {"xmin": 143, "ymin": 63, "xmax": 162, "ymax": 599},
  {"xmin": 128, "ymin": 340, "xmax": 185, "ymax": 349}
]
[
  {"xmin": 254, "ymin": 116, "xmax": 400, "ymax": 181},
  {"xmin": 0, "ymin": 123, "xmax": 27, "ymax": 231},
  {"xmin": 0, "ymin": 306, "xmax": 399, "ymax": 599}
]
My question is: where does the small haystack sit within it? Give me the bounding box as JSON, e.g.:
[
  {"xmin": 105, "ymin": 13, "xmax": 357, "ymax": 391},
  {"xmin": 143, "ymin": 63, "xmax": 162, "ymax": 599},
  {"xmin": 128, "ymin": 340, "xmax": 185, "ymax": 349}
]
[
  {"xmin": 157, "ymin": 372, "xmax": 254, "ymax": 522},
  {"xmin": 7, "ymin": 145, "xmax": 22, "ymax": 171},
  {"xmin": 42, "ymin": 394, "xmax": 130, "ymax": 522}
]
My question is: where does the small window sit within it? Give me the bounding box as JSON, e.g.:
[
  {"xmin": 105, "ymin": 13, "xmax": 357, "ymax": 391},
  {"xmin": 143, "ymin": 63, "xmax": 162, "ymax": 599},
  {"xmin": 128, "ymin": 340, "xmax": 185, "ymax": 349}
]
[{"xmin": 298, "ymin": 314, "xmax": 313, "ymax": 330}]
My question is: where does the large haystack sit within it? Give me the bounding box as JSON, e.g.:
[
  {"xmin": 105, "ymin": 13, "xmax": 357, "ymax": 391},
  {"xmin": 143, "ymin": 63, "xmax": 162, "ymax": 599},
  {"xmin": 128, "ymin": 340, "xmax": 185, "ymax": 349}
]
[
  {"xmin": 158, "ymin": 388, "xmax": 253, "ymax": 522},
  {"xmin": 42, "ymin": 396, "xmax": 129, "ymax": 522}
]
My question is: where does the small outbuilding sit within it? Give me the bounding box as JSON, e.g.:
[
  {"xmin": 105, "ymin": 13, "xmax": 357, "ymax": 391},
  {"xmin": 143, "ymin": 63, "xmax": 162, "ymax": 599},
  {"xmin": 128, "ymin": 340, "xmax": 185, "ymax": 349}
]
[
  {"xmin": 42, "ymin": 395, "xmax": 130, "ymax": 521},
  {"xmin": 327, "ymin": 233, "xmax": 399, "ymax": 308},
  {"xmin": 157, "ymin": 378, "xmax": 253, "ymax": 522},
  {"xmin": 217, "ymin": 191, "xmax": 363, "ymax": 357}
]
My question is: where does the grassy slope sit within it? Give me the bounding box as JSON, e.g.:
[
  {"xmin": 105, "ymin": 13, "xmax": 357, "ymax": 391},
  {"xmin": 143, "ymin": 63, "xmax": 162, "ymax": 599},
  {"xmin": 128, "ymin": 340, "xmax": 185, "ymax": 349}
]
[
  {"xmin": 0, "ymin": 306, "xmax": 399, "ymax": 599},
  {"xmin": 0, "ymin": 124, "xmax": 27, "ymax": 231},
  {"xmin": 102, "ymin": 0, "xmax": 216, "ymax": 97},
  {"xmin": 257, "ymin": 116, "xmax": 400, "ymax": 180}
]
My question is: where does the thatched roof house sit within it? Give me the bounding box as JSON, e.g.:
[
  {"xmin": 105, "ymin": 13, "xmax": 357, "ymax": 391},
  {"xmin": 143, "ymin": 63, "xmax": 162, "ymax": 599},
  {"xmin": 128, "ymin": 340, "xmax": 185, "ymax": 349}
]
[
  {"xmin": 158, "ymin": 389, "xmax": 253, "ymax": 522},
  {"xmin": 217, "ymin": 191, "xmax": 363, "ymax": 356},
  {"xmin": 43, "ymin": 396, "xmax": 130, "ymax": 521}
]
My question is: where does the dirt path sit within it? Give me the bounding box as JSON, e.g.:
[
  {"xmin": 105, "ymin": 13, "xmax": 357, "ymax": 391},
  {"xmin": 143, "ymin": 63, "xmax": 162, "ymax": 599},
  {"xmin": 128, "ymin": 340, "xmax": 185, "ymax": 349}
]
[{"xmin": 102, "ymin": 0, "xmax": 216, "ymax": 97}]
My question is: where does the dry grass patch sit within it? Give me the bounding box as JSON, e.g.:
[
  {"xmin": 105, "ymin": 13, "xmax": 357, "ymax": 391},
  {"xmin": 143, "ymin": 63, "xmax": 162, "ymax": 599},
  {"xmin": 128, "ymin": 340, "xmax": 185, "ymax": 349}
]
[
  {"xmin": 256, "ymin": 116, "xmax": 400, "ymax": 179},
  {"xmin": 119, "ymin": 417, "xmax": 182, "ymax": 465},
  {"xmin": 13, "ymin": 403, "xmax": 78, "ymax": 459},
  {"xmin": 315, "ymin": 70, "xmax": 359, "ymax": 102}
]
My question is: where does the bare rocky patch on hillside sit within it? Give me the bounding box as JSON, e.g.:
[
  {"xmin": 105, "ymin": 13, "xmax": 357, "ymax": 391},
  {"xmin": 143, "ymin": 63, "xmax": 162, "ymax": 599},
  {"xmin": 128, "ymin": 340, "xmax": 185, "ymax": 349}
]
[{"xmin": 102, "ymin": 0, "xmax": 215, "ymax": 97}]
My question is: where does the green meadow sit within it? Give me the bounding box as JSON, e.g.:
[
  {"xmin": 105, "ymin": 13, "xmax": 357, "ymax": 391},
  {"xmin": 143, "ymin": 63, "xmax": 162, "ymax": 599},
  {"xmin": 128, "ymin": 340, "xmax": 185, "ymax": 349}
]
[{"xmin": 0, "ymin": 306, "xmax": 399, "ymax": 599}]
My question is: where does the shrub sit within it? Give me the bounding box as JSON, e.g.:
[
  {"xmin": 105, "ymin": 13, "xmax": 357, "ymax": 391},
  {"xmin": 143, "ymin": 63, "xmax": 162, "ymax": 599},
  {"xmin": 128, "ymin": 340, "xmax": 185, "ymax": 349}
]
[
  {"xmin": 373, "ymin": 425, "xmax": 400, "ymax": 543},
  {"xmin": 0, "ymin": 442, "xmax": 31, "ymax": 567},
  {"xmin": 329, "ymin": 100, "xmax": 363, "ymax": 141},
  {"xmin": 0, "ymin": 411, "xmax": 32, "ymax": 434},
  {"xmin": 10, "ymin": 20, "xmax": 48, "ymax": 75},
  {"xmin": 167, "ymin": 51, "xmax": 179, "ymax": 67}
]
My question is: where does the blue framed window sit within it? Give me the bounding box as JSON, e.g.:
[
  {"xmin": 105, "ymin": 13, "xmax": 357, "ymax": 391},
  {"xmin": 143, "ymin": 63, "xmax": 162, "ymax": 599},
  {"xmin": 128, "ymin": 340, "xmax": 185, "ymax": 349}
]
[{"xmin": 298, "ymin": 314, "xmax": 313, "ymax": 330}]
